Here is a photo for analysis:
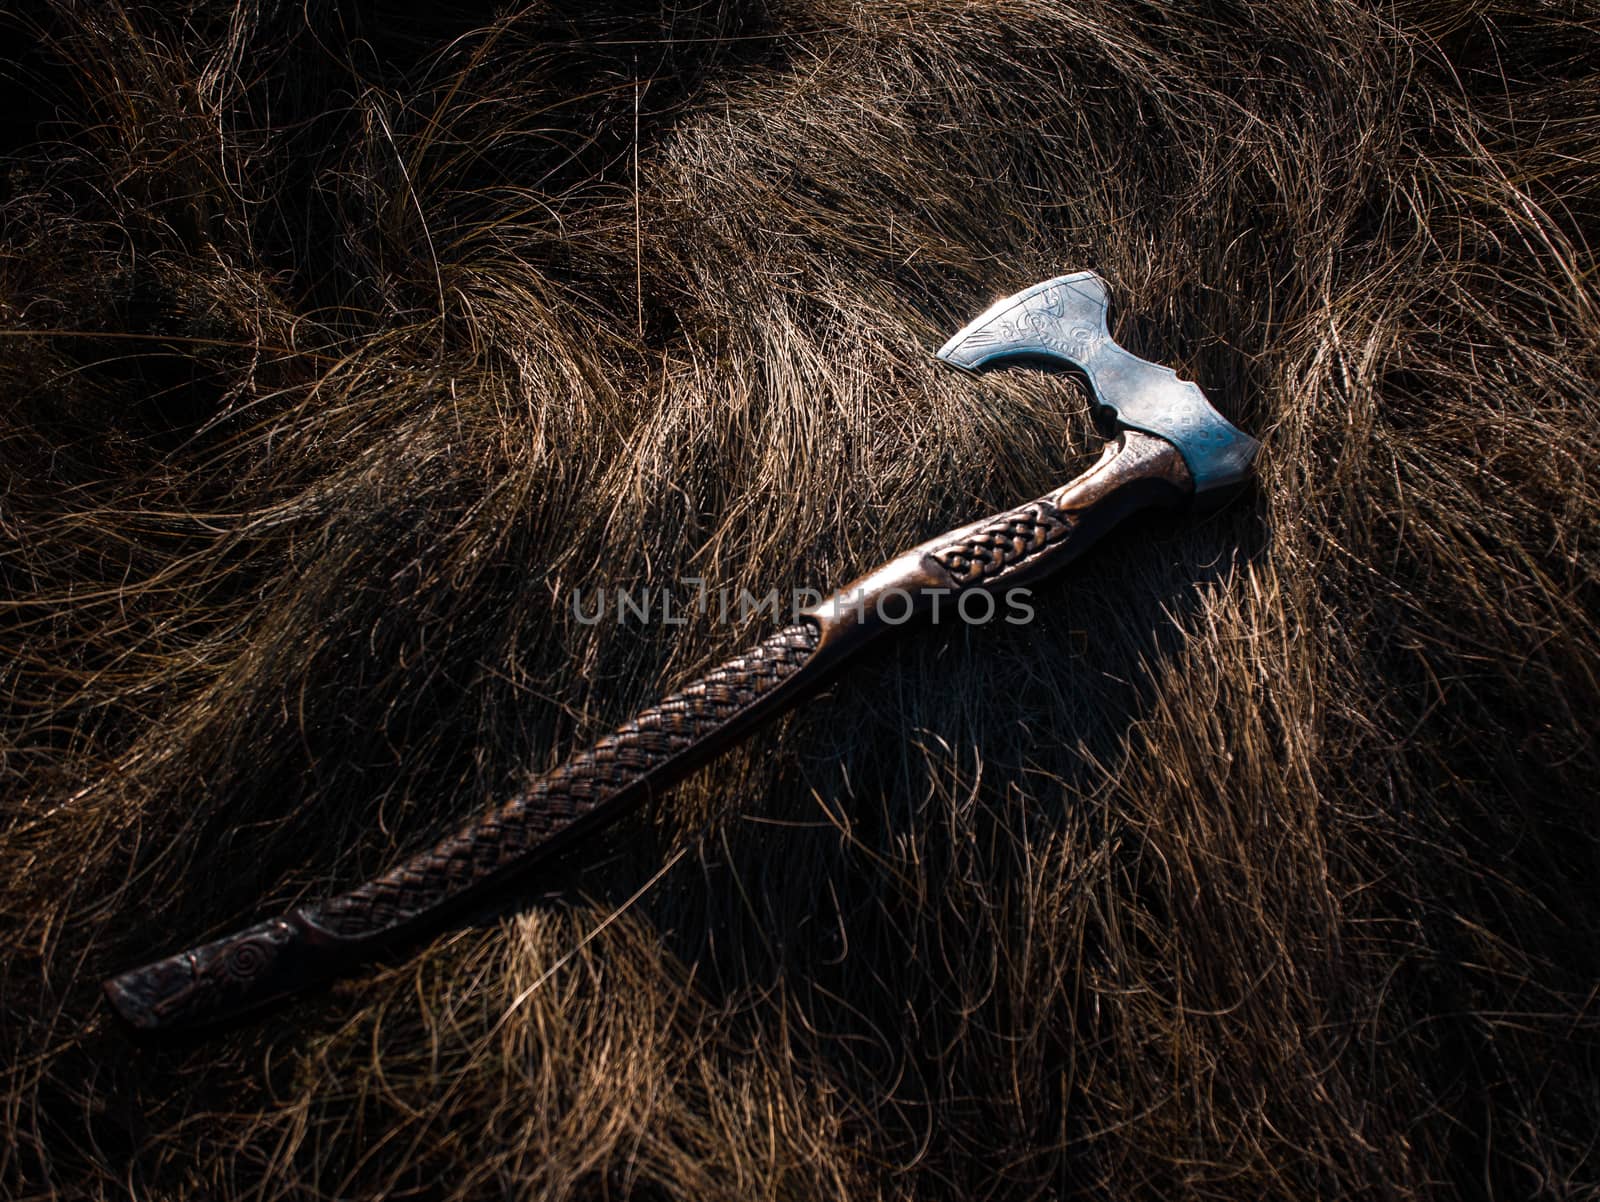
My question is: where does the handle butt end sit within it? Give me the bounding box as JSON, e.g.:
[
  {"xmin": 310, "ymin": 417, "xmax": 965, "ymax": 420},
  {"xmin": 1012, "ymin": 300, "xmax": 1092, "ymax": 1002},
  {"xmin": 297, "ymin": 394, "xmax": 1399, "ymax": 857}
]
[{"xmin": 103, "ymin": 913, "xmax": 327, "ymax": 1034}]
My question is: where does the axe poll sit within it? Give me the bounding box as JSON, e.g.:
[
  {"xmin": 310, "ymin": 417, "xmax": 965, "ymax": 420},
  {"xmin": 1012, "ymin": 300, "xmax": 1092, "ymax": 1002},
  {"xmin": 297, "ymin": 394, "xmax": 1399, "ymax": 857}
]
[{"xmin": 104, "ymin": 271, "xmax": 1259, "ymax": 1032}]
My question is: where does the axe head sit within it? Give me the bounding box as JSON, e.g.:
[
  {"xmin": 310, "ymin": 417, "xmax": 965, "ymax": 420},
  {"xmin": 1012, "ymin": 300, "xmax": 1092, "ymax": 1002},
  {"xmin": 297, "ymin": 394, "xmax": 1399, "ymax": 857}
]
[{"xmin": 936, "ymin": 271, "xmax": 1257, "ymax": 493}]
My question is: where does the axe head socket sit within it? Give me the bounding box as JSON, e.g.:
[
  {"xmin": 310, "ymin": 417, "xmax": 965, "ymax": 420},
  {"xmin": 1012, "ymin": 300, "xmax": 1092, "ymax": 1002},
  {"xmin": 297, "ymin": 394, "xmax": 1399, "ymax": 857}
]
[{"xmin": 936, "ymin": 271, "xmax": 1258, "ymax": 494}]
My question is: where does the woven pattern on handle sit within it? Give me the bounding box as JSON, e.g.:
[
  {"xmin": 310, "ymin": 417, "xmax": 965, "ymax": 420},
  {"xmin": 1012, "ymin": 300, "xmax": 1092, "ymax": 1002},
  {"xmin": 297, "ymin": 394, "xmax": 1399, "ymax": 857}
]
[{"xmin": 307, "ymin": 622, "xmax": 820, "ymax": 939}]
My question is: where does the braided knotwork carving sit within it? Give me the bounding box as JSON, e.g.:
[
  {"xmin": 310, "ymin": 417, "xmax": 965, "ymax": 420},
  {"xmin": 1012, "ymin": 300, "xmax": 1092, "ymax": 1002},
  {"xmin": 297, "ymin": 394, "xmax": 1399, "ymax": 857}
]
[
  {"xmin": 307, "ymin": 621, "xmax": 820, "ymax": 940},
  {"xmin": 926, "ymin": 499, "xmax": 1075, "ymax": 586},
  {"xmin": 103, "ymin": 622, "xmax": 822, "ymax": 1029}
]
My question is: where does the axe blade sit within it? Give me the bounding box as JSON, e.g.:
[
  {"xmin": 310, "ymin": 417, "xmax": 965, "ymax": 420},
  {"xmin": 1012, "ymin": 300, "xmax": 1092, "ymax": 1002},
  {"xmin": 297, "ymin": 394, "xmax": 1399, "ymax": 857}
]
[{"xmin": 936, "ymin": 271, "xmax": 1258, "ymax": 493}]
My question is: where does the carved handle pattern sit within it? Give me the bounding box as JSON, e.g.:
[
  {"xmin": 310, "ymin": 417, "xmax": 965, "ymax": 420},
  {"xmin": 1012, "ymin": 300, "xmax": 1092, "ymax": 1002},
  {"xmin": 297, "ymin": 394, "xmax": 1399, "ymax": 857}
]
[
  {"xmin": 308, "ymin": 622, "xmax": 821, "ymax": 938},
  {"xmin": 102, "ymin": 917, "xmax": 312, "ymax": 1033},
  {"xmin": 927, "ymin": 499, "xmax": 1074, "ymax": 585},
  {"xmin": 104, "ymin": 623, "xmax": 824, "ymax": 1031}
]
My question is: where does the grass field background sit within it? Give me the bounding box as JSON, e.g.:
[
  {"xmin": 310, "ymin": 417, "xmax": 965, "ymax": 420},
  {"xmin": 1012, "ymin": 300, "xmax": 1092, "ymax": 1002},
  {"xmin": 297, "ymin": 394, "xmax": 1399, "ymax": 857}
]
[{"xmin": 2, "ymin": 2, "xmax": 1597, "ymax": 1197}]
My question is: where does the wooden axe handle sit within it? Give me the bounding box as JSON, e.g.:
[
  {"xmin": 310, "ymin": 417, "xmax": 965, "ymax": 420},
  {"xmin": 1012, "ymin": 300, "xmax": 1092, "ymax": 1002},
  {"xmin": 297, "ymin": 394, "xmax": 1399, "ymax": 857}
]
[{"xmin": 103, "ymin": 431, "xmax": 1191, "ymax": 1033}]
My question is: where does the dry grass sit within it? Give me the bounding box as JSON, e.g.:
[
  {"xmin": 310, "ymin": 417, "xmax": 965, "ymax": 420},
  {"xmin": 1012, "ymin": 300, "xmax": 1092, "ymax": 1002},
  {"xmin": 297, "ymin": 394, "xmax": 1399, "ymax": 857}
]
[{"xmin": 2, "ymin": 0, "xmax": 1598, "ymax": 1197}]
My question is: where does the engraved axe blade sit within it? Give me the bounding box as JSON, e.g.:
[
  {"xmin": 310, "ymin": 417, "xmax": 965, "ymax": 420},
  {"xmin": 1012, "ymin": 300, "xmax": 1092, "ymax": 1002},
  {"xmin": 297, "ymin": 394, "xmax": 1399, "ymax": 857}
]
[{"xmin": 936, "ymin": 271, "xmax": 1258, "ymax": 493}]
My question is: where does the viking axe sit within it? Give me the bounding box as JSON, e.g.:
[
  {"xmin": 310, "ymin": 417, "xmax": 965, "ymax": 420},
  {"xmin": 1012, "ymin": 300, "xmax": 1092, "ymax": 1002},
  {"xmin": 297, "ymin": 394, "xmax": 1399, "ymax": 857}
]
[{"xmin": 104, "ymin": 270, "xmax": 1259, "ymax": 1032}]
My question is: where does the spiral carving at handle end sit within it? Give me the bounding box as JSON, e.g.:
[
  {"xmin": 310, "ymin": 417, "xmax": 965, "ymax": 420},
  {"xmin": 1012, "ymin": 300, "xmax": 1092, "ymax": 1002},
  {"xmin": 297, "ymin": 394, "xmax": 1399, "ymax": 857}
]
[{"xmin": 103, "ymin": 915, "xmax": 311, "ymax": 1033}]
